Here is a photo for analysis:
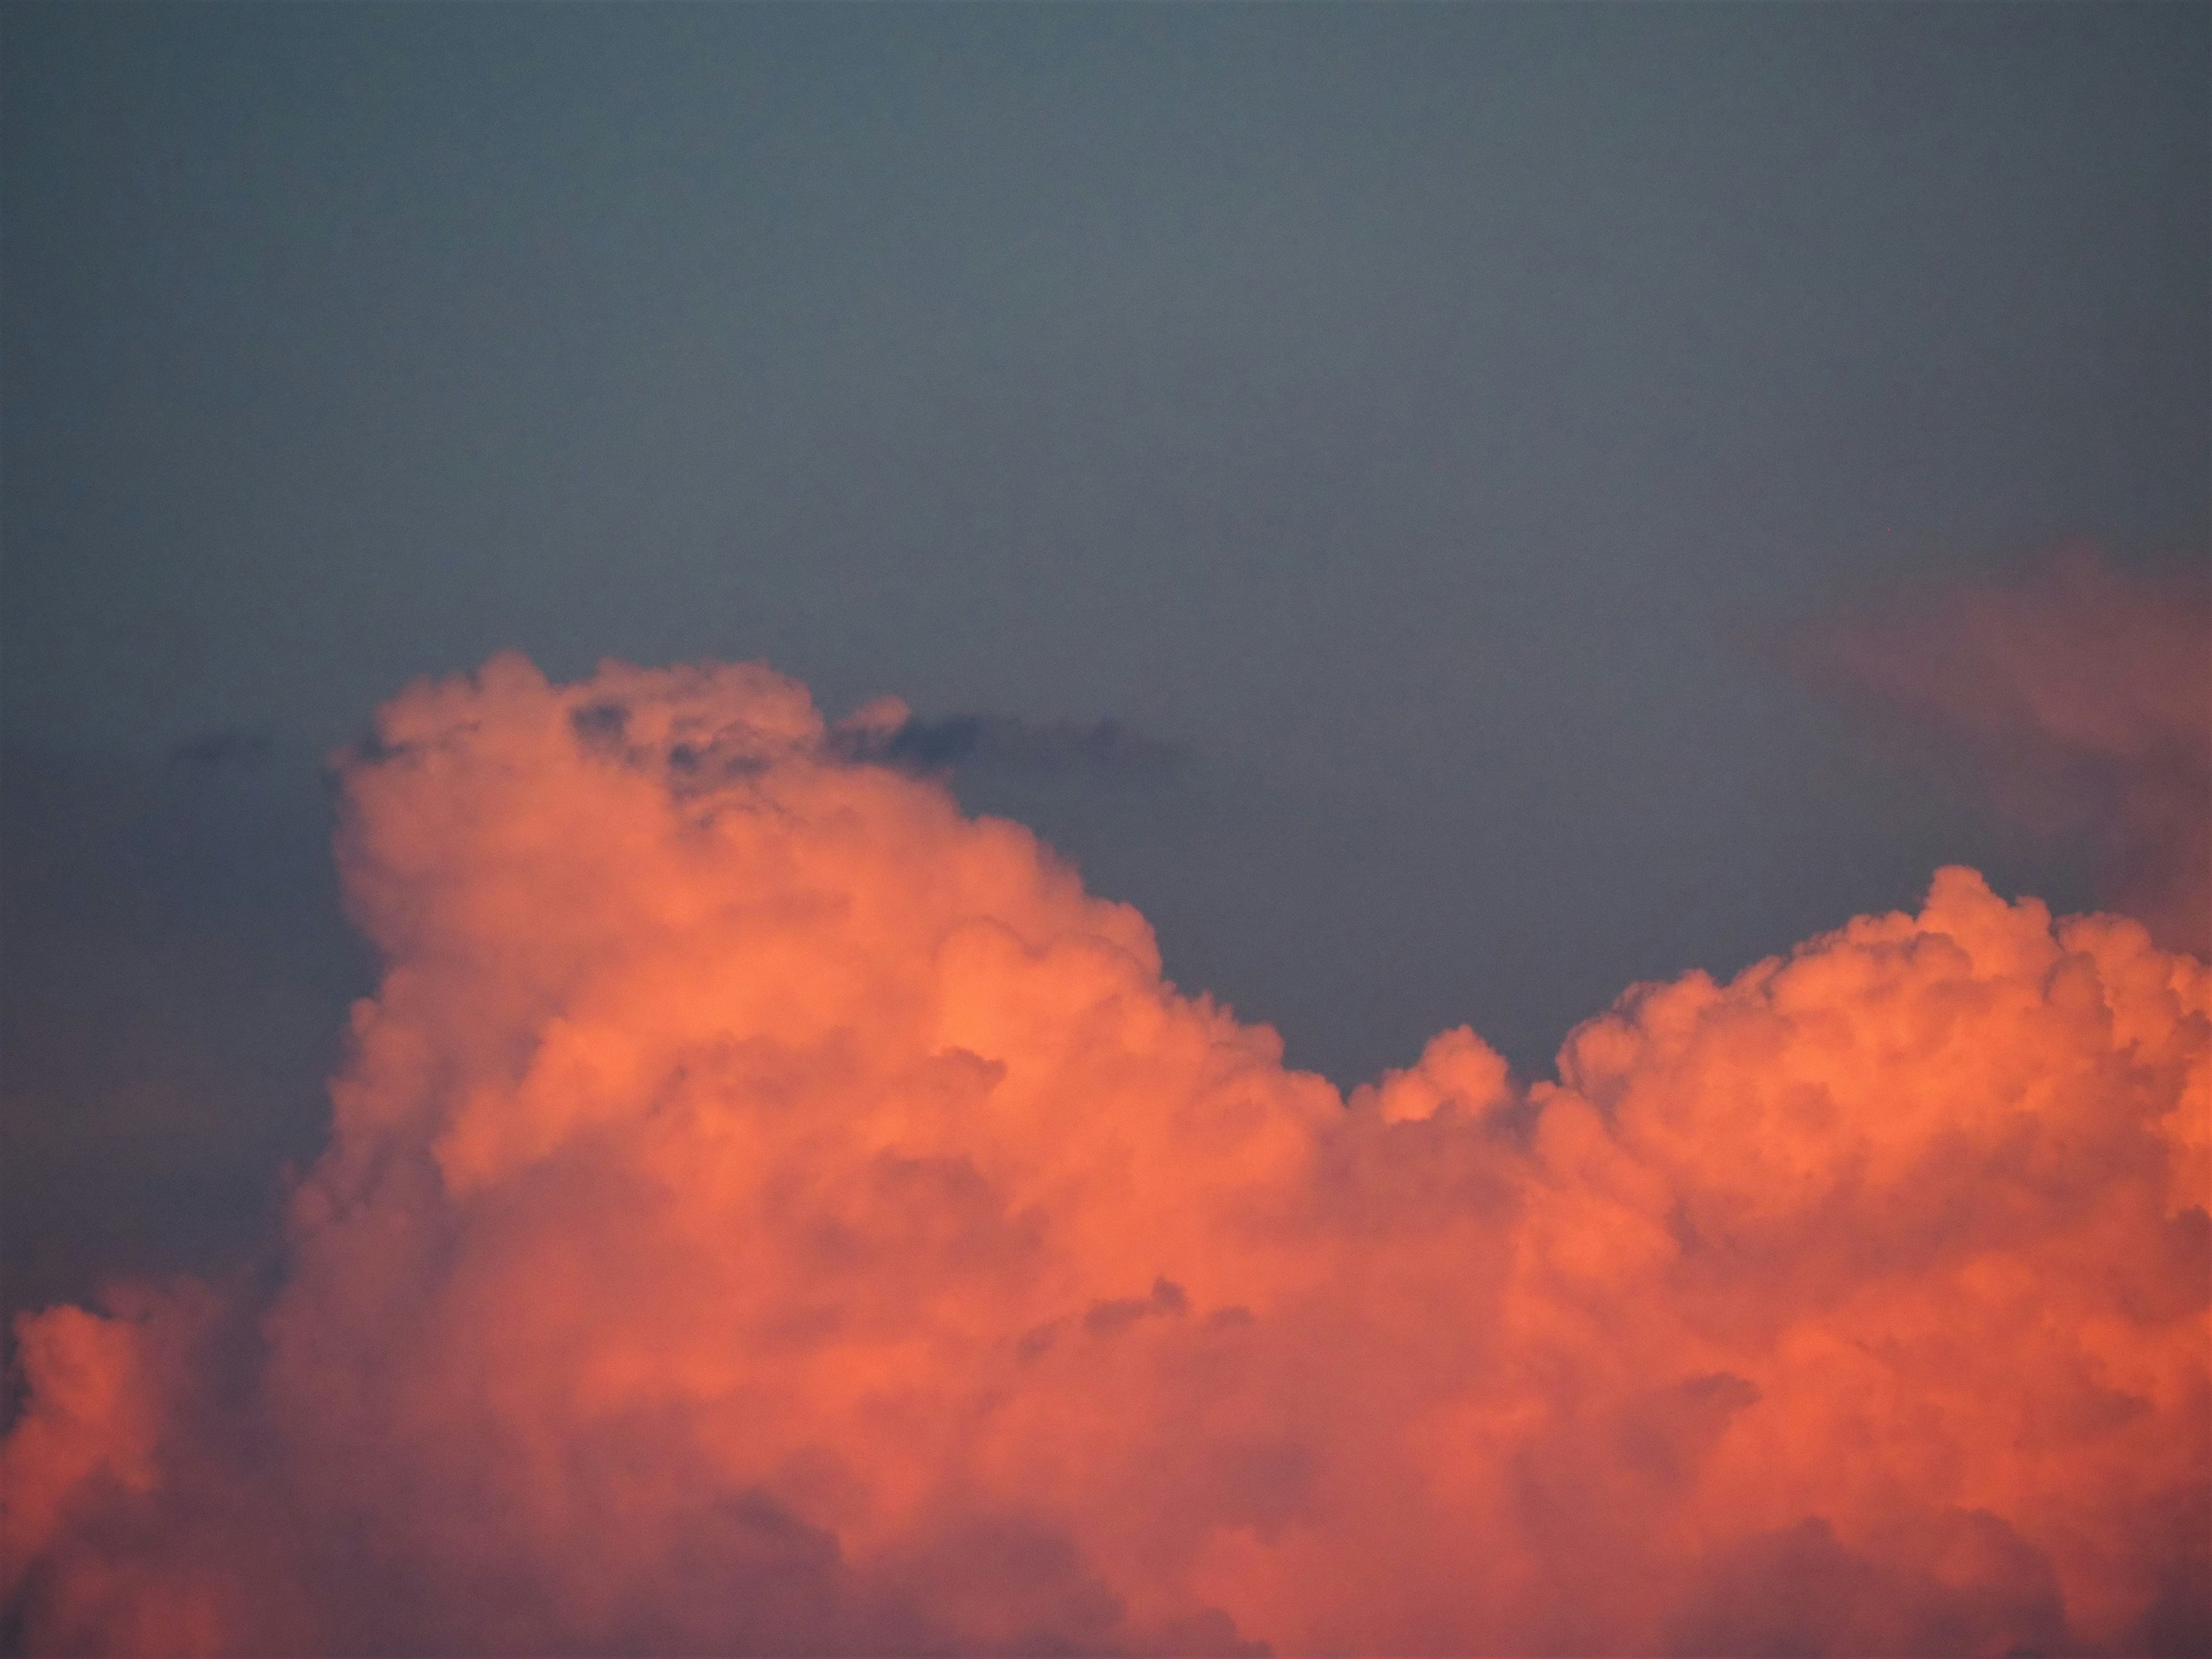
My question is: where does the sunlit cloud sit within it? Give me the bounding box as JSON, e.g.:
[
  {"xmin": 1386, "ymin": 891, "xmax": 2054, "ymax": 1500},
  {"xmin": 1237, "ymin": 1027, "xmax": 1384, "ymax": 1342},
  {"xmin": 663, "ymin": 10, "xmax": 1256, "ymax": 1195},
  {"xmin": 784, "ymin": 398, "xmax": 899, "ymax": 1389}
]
[{"xmin": 3, "ymin": 651, "xmax": 2204, "ymax": 1656}]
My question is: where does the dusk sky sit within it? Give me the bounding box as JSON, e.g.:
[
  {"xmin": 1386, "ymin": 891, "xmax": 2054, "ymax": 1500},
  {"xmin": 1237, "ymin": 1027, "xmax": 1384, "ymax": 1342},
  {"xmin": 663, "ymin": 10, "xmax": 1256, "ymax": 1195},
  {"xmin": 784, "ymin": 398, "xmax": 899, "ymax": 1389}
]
[{"xmin": 2, "ymin": 6, "xmax": 2207, "ymax": 1656}]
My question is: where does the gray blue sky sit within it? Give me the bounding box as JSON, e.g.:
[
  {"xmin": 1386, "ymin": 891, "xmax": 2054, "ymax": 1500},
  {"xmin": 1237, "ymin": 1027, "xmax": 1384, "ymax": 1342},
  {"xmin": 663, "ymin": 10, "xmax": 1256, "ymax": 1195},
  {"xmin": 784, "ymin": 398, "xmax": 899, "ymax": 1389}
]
[{"xmin": 3, "ymin": 2, "xmax": 2206, "ymax": 1328}]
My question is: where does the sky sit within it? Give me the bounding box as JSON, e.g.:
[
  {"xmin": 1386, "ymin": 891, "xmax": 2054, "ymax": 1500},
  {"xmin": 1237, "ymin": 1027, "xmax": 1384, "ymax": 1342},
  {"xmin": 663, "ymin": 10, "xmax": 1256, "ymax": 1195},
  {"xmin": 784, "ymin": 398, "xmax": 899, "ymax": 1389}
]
[{"xmin": 1, "ymin": 5, "xmax": 2207, "ymax": 1656}]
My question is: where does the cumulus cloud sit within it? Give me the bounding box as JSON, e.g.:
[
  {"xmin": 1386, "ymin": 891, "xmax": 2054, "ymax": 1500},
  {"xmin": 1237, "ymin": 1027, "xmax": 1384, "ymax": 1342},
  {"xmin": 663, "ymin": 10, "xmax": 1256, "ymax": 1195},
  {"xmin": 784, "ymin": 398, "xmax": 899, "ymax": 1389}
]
[
  {"xmin": 2, "ymin": 653, "xmax": 2205, "ymax": 1656},
  {"xmin": 1809, "ymin": 551, "xmax": 2211, "ymax": 956}
]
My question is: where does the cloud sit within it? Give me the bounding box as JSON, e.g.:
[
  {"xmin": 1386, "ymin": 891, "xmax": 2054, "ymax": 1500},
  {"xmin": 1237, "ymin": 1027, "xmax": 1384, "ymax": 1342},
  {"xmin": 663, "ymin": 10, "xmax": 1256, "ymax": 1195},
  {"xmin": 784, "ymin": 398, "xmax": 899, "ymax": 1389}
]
[
  {"xmin": 827, "ymin": 698, "xmax": 1183, "ymax": 778},
  {"xmin": 1805, "ymin": 551, "xmax": 2211, "ymax": 956},
  {"xmin": 169, "ymin": 730, "xmax": 276, "ymax": 770},
  {"xmin": 3, "ymin": 653, "xmax": 2205, "ymax": 1656}
]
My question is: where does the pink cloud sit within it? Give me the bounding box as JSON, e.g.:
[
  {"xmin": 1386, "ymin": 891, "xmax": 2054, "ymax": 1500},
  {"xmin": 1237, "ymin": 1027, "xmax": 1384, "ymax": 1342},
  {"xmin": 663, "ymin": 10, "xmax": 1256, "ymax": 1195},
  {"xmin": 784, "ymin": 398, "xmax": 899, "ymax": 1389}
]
[{"xmin": 5, "ymin": 654, "xmax": 2205, "ymax": 1654}]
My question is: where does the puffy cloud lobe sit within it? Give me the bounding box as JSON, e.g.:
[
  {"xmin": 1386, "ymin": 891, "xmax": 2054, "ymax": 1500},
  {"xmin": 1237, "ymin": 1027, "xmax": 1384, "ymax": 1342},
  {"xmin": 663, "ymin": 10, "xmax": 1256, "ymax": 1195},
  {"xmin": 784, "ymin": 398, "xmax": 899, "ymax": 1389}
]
[
  {"xmin": 2, "ymin": 653, "xmax": 2205, "ymax": 1656},
  {"xmin": 1812, "ymin": 552, "xmax": 2212, "ymax": 957}
]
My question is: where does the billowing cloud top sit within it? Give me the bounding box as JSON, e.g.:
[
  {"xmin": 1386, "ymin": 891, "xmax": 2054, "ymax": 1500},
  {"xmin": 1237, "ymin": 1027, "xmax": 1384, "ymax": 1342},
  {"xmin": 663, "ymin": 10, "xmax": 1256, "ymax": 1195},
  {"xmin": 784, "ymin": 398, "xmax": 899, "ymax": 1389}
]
[{"xmin": 3, "ymin": 654, "xmax": 2206, "ymax": 1656}]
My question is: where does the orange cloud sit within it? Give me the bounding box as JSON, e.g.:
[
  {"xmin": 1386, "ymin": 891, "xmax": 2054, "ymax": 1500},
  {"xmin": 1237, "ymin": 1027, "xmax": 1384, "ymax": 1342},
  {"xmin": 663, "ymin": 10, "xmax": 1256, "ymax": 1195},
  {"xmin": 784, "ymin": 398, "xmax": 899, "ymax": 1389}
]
[
  {"xmin": 1812, "ymin": 551, "xmax": 2211, "ymax": 957},
  {"xmin": 4, "ymin": 655, "xmax": 2206, "ymax": 1655}
]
